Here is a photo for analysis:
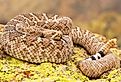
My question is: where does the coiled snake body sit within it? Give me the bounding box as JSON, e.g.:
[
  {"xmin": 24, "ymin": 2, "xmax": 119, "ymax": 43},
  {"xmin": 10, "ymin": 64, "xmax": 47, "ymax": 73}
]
[{"xmin": 0, "ymin": 13, "xmax": 120, "ymax": 78}]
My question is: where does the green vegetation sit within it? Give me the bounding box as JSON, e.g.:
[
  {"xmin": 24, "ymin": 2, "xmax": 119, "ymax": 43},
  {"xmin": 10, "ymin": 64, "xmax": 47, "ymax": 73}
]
[{"xmin": 0, "ymin": 47, "xmax": 121, "ymax": 82}]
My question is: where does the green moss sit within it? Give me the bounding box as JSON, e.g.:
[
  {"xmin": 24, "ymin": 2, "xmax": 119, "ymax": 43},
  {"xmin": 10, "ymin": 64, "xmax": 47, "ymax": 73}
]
[
  {"xmin": 0, "ymin": 47, "xmax": 89, "ymax": 81},
  {"xmin": 0, "ymin": 47, "xmax": 121, "ymax": 82}
]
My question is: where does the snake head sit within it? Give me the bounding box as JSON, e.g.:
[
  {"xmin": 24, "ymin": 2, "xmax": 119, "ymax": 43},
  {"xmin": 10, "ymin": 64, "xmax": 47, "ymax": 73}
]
[
  {"xmin": 62, "ymin": 35, "xmax": 74, "ymax": 53},
  {"xmin": 51, "ymin": 31, "xmax": 63, "ymax": 40}
]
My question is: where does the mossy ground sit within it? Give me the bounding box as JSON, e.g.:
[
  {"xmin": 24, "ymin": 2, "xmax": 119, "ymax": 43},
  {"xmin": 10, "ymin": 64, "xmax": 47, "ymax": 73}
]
[
  {"xmin": 0, "ymin": 47, "xmax": 121, "ymax": 82},
  {"xmin": 0, "ymin": 24, "xmax": 121, "ymax": 82}
]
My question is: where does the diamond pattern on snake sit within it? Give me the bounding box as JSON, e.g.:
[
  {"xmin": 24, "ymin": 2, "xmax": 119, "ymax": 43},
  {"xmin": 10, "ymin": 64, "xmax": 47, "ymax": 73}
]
[{"xmin": 0, "ymin": 13, "xmax": 120, "ymax": 78}]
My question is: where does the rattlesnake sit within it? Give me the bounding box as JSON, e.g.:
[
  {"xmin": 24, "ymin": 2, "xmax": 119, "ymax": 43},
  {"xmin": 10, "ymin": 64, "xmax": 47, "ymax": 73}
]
[{"xmin": 0, "ymin": 13, "xmax": 120, "ymax": 78}]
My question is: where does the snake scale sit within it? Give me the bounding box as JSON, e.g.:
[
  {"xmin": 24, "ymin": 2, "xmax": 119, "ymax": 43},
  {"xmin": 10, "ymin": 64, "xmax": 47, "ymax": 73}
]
[{"xmin": 0, "ymin": 13, "xmax": 120, "ymax": 78}]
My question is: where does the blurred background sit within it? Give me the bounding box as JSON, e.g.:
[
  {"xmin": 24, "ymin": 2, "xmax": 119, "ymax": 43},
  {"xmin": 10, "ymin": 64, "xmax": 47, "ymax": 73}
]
[{"xmin": 0, "ymin": 0, "xmax": 121, "ymax": 47}]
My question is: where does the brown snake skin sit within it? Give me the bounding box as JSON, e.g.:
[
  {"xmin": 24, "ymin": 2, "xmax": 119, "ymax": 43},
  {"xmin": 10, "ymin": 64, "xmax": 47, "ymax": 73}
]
[
  {"xmin": 78, "ymin": 53, "xmax": 120, "ymax": 78},
  {"xmin": 0, "ymin": 13, "xmax": 120, "ymax": 78}
]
